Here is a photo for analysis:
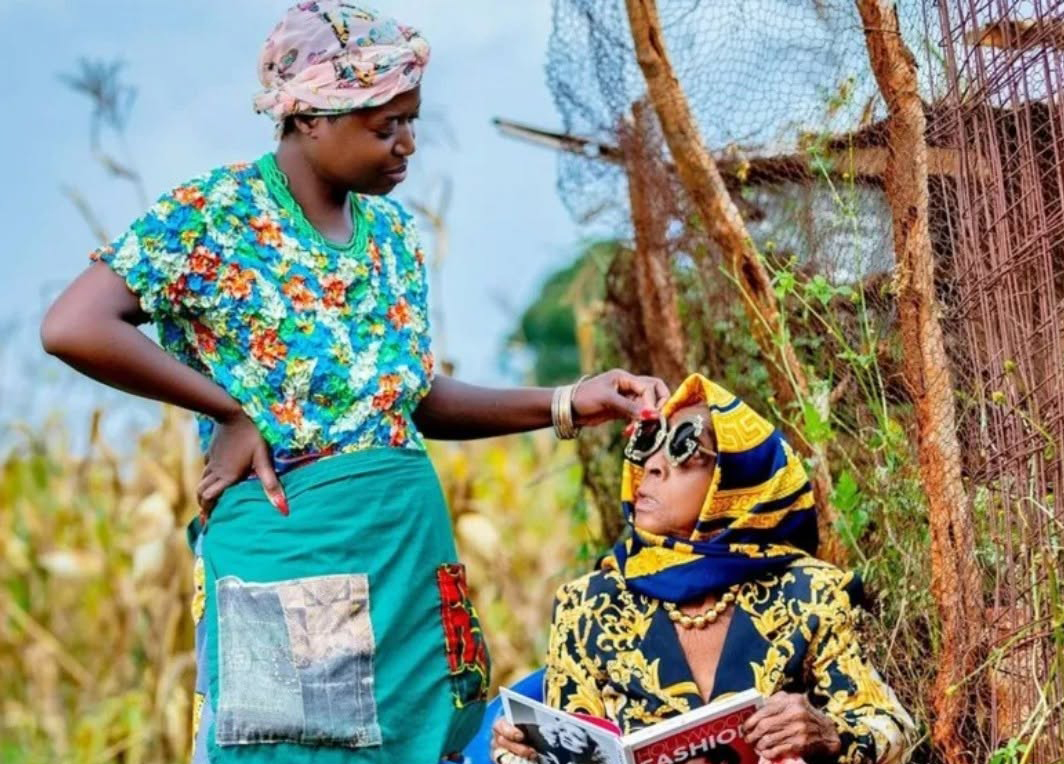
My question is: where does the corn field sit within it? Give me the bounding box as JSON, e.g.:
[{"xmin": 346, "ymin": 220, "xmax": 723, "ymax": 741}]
[{"xmin": 0, "ymin": 407, "xmax": 590, "ymax": 763}]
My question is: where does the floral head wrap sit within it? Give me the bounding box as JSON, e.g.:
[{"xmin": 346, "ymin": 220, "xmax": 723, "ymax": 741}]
[
  {"xmin": 607, "ymin": 374, "xmax": 820, "ymax": 602},
  {"xmin": 254, "ymin": 1, "xmax": 430, "ymax": 123}
]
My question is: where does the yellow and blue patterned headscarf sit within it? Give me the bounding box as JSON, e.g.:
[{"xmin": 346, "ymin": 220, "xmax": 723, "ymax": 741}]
[{"xmin": 609, "ymin": 374, "xmax": 818, "ymax": 603}]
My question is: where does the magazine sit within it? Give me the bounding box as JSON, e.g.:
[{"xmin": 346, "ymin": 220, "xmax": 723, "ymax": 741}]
[{"xmin": 500, "ymin": 686, "xmax": 763, "ymax": 764}]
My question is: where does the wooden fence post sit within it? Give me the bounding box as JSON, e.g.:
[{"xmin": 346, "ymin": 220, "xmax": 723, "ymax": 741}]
[{"xmin": 855, "ymin": 1, "xmax": 984, "ymax": 759}]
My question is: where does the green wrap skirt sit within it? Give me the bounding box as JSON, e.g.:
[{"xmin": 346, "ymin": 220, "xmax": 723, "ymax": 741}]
[{"xmin": 187, "ymin": 448, "xmax": 489, "ymax": 763}]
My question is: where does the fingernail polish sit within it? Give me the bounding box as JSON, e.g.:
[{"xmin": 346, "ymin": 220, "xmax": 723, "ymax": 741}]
[
  {"xmin": 275, "ymin": 495, "xmax": 290, "ymax": 516},
  {"xmin": 623, "ymin": 423, "xmax": 636, "ymax": 437},
  {"xmin": 640, "ymin": 408, "xmax": 656, "ymax": 419}
]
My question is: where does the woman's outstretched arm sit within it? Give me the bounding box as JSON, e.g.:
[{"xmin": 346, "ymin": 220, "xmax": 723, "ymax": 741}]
[{"xmin": 413, "ymin": 370, "xmax": 669, "ymax": 440}]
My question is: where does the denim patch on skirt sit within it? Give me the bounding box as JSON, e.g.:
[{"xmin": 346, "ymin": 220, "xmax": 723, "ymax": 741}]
[{"xmin": 215, "ymin": 573, "xmax": 381, "ymax": 748}]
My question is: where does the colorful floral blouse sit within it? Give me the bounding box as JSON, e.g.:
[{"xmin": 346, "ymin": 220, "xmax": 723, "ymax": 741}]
[
  {"xmin": 91, "ymin": 154, "xmax": 434, "ymax": 469},
  {"xmin": 546, "ymin": 558, "xmax": 915, "ymax": 764}
]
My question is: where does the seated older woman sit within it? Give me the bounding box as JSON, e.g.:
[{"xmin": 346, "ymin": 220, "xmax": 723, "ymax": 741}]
[{"xmin": 492, "ymin": 375, "xmax": 914, "ymax": 764}]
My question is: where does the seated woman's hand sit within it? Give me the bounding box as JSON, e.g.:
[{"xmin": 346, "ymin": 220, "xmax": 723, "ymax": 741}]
[
  {"xmin": 491, "ymin": 717, "xmax": 538, "ymax": 762},
  {"xmin": 741, "ymin": 692, "xmax": 841, "ymax": 762}
]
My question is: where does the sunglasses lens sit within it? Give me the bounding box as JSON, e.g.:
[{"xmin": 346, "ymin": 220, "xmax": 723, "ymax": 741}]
[
  {"xmin": 667, "ymin": 421, "xmax": 702, "ymax": 465},
  {"xmin": 625, "ymin": 418, "xmax": 664, "ymax": 465}
]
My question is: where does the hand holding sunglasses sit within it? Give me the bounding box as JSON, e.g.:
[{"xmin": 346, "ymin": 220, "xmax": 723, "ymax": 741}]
[{"xmin": 567, "ymin": 370, "xmax": 671, "ymax": 429}]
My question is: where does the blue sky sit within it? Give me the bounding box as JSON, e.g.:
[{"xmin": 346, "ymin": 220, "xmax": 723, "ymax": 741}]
[{"xmin": 0, "ymin": 1, "xmax": 583, "ymax": 432}]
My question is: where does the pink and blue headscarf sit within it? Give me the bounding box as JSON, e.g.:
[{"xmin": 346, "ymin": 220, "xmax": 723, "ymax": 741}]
[{"xmin": 254, "ymin": 2, "xmax": 429, "ymax": 123}]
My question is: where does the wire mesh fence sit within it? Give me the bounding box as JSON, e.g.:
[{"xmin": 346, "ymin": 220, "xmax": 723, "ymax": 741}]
[{"xmin": 543, "ymin": 0, "xmax": 1064, "ymax": 759}]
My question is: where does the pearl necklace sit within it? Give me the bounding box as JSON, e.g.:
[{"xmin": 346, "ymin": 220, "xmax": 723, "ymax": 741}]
[
  {"xmin": 609, "ymin": 568, "xmax": 743, "ymax": 630},
  {"xmin": 663, "ymin": 587, "xmax": 740, "ymax": 629}
]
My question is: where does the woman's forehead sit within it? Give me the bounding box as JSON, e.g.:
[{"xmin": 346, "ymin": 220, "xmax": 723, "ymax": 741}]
[
  {"xmin": 366, "ymin": 86, "xmax": 421, "ymax": 117},
  {"xmin": 667, "ymin": 403, "xmax": 711, "ymax": 425}
]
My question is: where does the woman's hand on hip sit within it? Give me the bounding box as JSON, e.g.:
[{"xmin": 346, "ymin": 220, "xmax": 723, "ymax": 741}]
[
  {"xmin": 197, "ymin": 409, "xmax": 288, "ymax": 523},
  {"xmin": 491, "ymin": 717, "xmax": 538, "ymax": 762},
  {"xmin": 741, "ymin": 692, "xmax": 841, "ymax": 762},
  {"xmin": 572, "ymin": 369, "xmax": 670, "ymax": 427}
]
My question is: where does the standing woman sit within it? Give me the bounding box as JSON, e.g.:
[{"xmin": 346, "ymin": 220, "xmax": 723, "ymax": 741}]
[{"xmin": 40, "ymin": 3, "xmax": 668, "ymax": 762}]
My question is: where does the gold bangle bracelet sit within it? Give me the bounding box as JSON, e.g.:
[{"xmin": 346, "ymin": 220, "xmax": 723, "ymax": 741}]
[
  {"xmin": 551, "ymin": 384, "xmax": 568, "ymax": 439},
  {"xmin": 552, "ymin": 374, "xmax": 590, "ymax": 440},
  {"xmin": 570, "ymin": 374, "xmax": 591, "ymax": 430}
]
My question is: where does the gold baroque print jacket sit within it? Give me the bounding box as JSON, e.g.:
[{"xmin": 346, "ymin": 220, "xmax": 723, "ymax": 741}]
[{"xmin": 545, "ymin": 558, "xmax": 915, "ymax": 764}]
